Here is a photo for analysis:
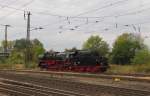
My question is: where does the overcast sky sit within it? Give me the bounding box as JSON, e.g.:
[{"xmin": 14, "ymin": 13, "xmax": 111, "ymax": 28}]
[{"xmin": 0, "ymin": 0, "xmax": 150, "ymax": 51}]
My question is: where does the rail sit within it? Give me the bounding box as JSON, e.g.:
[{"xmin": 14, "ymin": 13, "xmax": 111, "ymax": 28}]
[{"xmin": 1, "ymin": 69, "xmax": 149, "ymax": 83}]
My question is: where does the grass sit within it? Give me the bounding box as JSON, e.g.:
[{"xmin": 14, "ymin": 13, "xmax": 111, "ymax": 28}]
[
  {"xmin": 0, "ymin": 63, "xmax": 38, "ymax": 69},
  {"xmin": 107, "ymin": 64, "xmax": 150, "ymax": 74},
  {"xmin": 0, "ymin": 63, "xmax": 25, "ymax": 69}
]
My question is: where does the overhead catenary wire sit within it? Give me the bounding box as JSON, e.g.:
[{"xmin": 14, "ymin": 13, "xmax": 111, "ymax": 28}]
[
  {"xmin": 53, "ymin": 15, "xmax": 150, "ymax": 35},
  {"xmin": 0, "ymin": 0, "xmax": 132, "ymax": 19},
  {"xmin": 0, "ymin": 0, "xmax": 150, "ymax": 35},
  {"xmin": 35, "ymin": 0, "xmax": 131, "ymax": 18},
  {"xmin": 0, "ymin": 0, "xmax": 35, "ymax": 21},
  {"xmin": 0, "ymin": 0, "xmax": 148, "ymax": 22},
  {"xmin": 0, "ymin": 0, "xmax": 19, "ymax": 9},
  {"xmin": 73, "ymin": 0, "xmax": 131, "ymax": 17},
  {"xmin": 0, "ymin": 0, "xmax": 150, "ymax": 44},
  {"xmin": 36, "ymin": 0, "xmax": 150, "ymax": 31},
  {"xmin": 39, "ymin": 5, "xmax": 150, "ymax": 31}
]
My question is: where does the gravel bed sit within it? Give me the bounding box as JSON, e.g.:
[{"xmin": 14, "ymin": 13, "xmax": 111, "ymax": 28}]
[
  {"xmin": 0, "ymin": 93, "xmax": 8, "ymax": 96},
  {"xmin": 0, "ymin": 71, "xmax": 150, "ymax": 96},
  {"xmin": 12, "ymin": 71, "xmax": 150, "ymax": 91}
]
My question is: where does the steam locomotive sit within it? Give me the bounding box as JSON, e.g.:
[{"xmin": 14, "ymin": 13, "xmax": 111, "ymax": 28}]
[{"xmin": 38, "ymin": 50, "xmax": 108, "ymax": 73}]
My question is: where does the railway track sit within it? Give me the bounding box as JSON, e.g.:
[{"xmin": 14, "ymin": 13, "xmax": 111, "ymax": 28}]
[
  {"xmin": 1, "ymin": 69, "xmax": 150, "ymax": 83},
  {"xmin": 0, "ymin": 78, "xmax": 87, "ymax": 96},
  {"xmin": 0, "ymin": 70, "xmax": 150, "ymax": 96}
]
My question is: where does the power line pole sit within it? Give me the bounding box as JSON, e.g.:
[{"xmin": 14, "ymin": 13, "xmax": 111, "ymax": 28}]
[
  {"xmin": 27, "ymin": 12, "xmax": 31, "ymax": 42},
  {"xmin": 25, "ymin": 11, "xmax": 31, "ymax": 68},
  {"xmin": 3, "ymin": 25, "xmax": 11, "ymax": 53},
  {"xmin": 24, "ymin": 11, "xmax": 43, "ymax": 68}
]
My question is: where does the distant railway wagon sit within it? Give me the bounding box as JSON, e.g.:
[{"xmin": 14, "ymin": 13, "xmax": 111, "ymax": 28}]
[
  {"xmin": 38, "ymin": 50, "xmax": 109, "ymax": 73},
  {"xmin": 0, "ymin": 52, "xmax": 10, "ymax": 57}
]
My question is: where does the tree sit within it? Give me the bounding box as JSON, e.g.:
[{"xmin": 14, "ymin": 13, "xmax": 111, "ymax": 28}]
[
  {"xmin": 1, "ymin": 40, "xmax": 15, "ymax": 52},
  {"xmin": 111, "ymin": 33, "xmax": 145, "ymax": 65},
  {"xmin": 83, "ymin": 35, "xmax": 109, "ymax": 56},
  {"xmin": 0, "ymin": 46, "xmax": 3, "ymax": 52},
  {"xmin": 132, "ymin": 48, "xmax": 150, "ymax": 64},
  {"xmin": 1, "ymin": 38, "xmax": 45, "ymax": 65},
  {"xmin": 8, "ymin": 50, "xmax": 24, "ymax": 64},
  {"xmin": 14, "ymin": 39, "xmax": 27, "ymax": 51},
  {"xmin": 32, "ymin": 39, "xmax": 45, "ymax": 62},
  {"xmin": 0, "ymin": 41, "xmax": 15, "ymax": 64}
]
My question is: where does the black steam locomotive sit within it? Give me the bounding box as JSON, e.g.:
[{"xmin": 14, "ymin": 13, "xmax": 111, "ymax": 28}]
[{"xmin": 38, "ymin": 50, "xmax": 108, "ymax": 73}]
